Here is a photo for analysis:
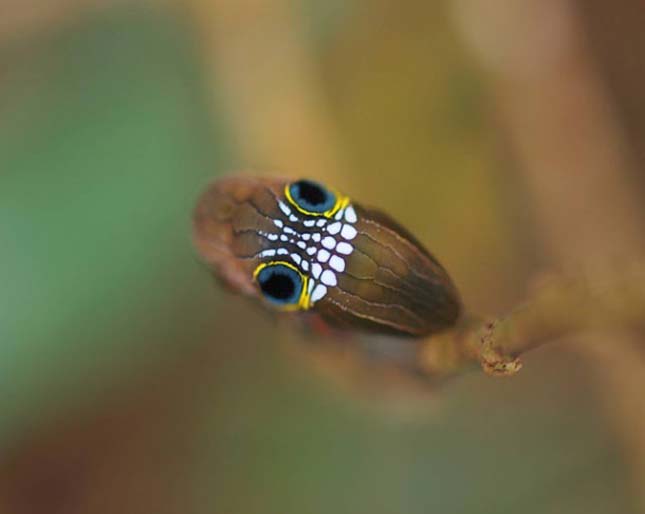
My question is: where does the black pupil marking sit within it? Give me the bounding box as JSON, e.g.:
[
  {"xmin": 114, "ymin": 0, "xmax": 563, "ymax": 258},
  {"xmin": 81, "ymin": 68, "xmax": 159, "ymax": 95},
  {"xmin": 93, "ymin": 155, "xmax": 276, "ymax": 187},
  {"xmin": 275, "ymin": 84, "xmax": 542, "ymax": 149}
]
[
  {"xmin": 258, "ymin": 265, "xmax": 301, "ymax": 305},
  {"xmin": 297, "ymin": 181, "xmax": 326, "ymax": 205},
  {"xmin": 290, "ymin": 180, "xmax": 335, "ymax": 213}
]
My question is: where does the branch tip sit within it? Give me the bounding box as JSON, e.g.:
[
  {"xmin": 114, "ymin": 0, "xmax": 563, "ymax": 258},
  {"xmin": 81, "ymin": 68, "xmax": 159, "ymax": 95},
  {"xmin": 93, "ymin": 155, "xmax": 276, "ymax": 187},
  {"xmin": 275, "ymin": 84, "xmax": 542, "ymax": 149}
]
[{"xmin": 479, "ymin": 320, "xmax": 523, "ymax": 377}]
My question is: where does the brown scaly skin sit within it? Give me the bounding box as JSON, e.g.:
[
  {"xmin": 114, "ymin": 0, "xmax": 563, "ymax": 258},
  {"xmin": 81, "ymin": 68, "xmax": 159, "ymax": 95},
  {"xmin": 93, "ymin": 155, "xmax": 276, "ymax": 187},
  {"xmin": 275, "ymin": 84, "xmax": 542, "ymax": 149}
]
[{"xmin": 193, "ymin": 175, "xmax": 462, "ymax": 338}]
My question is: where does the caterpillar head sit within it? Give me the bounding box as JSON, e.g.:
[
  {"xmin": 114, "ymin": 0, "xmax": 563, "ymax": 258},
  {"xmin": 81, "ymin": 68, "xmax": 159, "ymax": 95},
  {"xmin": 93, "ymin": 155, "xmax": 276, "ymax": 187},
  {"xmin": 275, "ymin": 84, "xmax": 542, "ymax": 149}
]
[{"xmin": 193, "ymin": 175, "xmax": 461, "ymax": 338}]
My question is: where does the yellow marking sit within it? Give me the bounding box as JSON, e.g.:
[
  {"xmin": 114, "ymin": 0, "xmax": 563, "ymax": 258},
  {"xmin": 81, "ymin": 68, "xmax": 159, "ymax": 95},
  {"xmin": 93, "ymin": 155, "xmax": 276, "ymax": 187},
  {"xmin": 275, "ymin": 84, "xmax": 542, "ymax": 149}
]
[
  {"xmin": 253, "ymin": 260, "xmax": 312, "ymax": 311},
  {"xmin": 284, "ymin": 183, "xmax": 350, "ymax": 219}
]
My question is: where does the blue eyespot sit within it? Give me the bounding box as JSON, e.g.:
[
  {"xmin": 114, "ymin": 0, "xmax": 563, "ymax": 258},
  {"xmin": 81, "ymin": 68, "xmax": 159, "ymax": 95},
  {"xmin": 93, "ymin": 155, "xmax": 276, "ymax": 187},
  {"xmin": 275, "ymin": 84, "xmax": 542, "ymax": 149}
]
[
  {"xmin": 255, "ymin": 263, "xmax": 304, "ymax": 307},
  {"xmin": 287, "ymin": 180, "xmax": 337, "ymax": 215}
]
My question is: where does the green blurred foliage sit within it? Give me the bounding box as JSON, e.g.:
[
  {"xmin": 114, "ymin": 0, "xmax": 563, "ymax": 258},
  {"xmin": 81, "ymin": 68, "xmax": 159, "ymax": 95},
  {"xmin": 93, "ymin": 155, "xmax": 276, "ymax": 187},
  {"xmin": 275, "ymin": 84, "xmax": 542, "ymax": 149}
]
[{"xmin": 0, "ymin": 6, "xmax": 229, "ymax": 441}]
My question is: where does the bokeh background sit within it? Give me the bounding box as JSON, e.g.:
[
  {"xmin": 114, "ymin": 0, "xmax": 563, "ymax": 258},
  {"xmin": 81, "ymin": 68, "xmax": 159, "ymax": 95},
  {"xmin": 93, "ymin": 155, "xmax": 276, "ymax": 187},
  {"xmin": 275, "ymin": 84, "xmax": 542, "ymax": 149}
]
[{"xmin": 2, "ymin": 1, "xmax": 645, "ymax": 513}]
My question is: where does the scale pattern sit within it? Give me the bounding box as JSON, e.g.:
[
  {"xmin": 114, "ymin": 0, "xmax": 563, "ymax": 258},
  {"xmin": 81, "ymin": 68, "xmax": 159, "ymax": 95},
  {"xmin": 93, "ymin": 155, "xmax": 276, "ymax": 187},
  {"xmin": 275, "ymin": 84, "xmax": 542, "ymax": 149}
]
[{"xmin": 255, "ymin": 199, "xmax": 358, "ymax": 306}]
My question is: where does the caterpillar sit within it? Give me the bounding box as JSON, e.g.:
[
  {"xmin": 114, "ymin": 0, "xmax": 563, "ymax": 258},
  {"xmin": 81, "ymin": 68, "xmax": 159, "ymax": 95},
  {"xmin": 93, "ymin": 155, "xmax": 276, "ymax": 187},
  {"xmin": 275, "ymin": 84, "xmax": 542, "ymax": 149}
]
[{"xmin": 193, "ymin": 175, "xmax": 461, "ymax": 338}]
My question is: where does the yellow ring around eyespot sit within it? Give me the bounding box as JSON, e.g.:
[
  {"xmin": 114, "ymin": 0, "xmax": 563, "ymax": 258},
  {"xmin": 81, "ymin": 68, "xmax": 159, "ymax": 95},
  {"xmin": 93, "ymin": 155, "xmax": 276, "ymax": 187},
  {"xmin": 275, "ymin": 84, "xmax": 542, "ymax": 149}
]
[
  {"xmin": 284, "ymin": 183, "xmax": 350, "ymax": 219},
  {"xmin": 253, "ymin": 260, "xmax": 312, "ymax": 311}
]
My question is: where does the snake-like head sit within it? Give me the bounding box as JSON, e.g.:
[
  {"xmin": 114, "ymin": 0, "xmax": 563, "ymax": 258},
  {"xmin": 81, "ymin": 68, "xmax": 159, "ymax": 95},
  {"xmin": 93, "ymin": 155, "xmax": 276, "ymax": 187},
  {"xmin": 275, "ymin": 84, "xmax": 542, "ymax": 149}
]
[{"xmin": 193, "ymin": 175, "xmax": 461, "ymax": 338}]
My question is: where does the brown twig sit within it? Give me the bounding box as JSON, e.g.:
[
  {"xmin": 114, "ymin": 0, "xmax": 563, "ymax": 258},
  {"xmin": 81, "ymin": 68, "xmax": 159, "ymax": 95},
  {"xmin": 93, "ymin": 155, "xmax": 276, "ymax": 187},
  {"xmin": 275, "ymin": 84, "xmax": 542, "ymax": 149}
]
[{"xmin": 419, "ymin": 261, "xmax": 645, "ymax": 378}]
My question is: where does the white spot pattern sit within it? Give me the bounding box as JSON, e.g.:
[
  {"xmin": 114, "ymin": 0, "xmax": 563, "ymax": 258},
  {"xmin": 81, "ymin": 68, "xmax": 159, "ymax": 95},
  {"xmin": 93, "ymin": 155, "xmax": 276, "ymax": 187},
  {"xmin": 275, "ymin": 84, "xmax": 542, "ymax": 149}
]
[
  {"xmin": 321, "ymin": 270, "xmax": 337, "ymax": 287},
  {"xmin": 322, "ymin": 237, "xmax": 336, "ymax": 250},
  {"xmin": 327, "ymin": 222, "xmax": 342, "ymax": 235},
  {"xmin": 341, "ymin": 225, "xmax": 357, "ymax": 240},
  {"xmin": 255, "ymin": 201, "xmax": 359, "ymax": 306},
  {"xmin": 311, "ymin": 284, "xmax": 328, "ymax": 303},
  {"xmin": 279, "ymin": 202, "xmax": 292, "ymax": 216},
  {"xmin": 344, "ymin": 206, "xmax": 357, "ymax": 224},
  {"xmin": 317, "ymin": 249, "xmax": 330, "ymax": 262},
  {"xmin": 329, "ymin": 255, "xmax": 345, "ymax": 272},
  {"xmin": 336, "ymin": 242, "xmax": 353, "ymax": 255}
]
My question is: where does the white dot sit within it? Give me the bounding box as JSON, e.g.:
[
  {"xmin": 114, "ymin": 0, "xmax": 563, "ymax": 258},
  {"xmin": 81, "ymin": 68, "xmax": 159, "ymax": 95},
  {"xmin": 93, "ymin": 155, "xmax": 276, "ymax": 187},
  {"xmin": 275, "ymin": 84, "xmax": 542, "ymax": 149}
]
[
  {"xmin": 322, "ymin": 236, "xmax": 336, "ymax": 250},
  {"xmin": 341, "ymin": 225, "xmax": 358, "ymax": 240},
  {"xmin": 317, "ymin": 249, "xmax": 330, "ymax": 262},
  {"xmin": 279, "ymin": 202, "xmax": 292, "ymax": 216},
  {"xmin": 283, "ymin": 226, "xmax": 296, "ymax": 235},
  {"xmin": 304, "ymin": 220, "xmax": 316, "ymax": 228},
  {"xmin": 316, "ymin": 219, "xmax": 326, "ymax": 227},
  {"xmin": 334, "ymin": 209, "xmax": 344, "ymax": 220},
  {"xmin": 297, "ymin": 241, "xmax": 307, "ymax": 250},
  {"xmin": 302, "ymin": 261, "xmax": 310, "ymax": 271},
  {"xmin": 289, "ymin": 215, "xmax": 299, "ymax": 223},
  {"xmin": 308, "ymin": 279, "xmax": 315, "ymax": 294},
  {"xmin": 312, "ymin": 263, "xmax": 323, "ymax": 279},
  {"xmin": 291, "ymin": 254, "xmax": 302, "ymax": 265},
  {"xmin": 311, "ymin": 284, "xmax": 328, "ymax": 303},
  {"xmin": 312, "ymin": 233, "xmax": 321, "ymax": 242},
  {"xmin": 267, "ymin": 234, "xmax": 279, "ymax": 242},
  {"xmin": 344, "ymin": 206, "xmax": 357, "ymax": 224},
  {"xmin": 259, "ymin": 249, "xmax": 276, "ymax": 258},
  {"xmin": 274, "ymin": 219, "xmax": 284, "ymax": 228},
  {"xmin": 277, "ymin": 248, "xmax": 288, "ymax": 255},
  {"xmin": 302, "ymin": 233, "xmax": 311, "ymax": 241},
  {"xmin": 327, "ymin": 222, "xmax": 342, "ymax": 235},
  {"xmin": 307, "ymin": 247, "xmax": 317, "ymax": 256},
  {"xmin": 280, "ymin": 235, "xmax": 288, "ymax": 242},
  {"xmin": 336, "ymin": 242, "xmax": 353, "ymax": 255},
  {"xmin": 329, "ymin": 255, "xmax": 346, "ymax": 272},
  {"xmin": 321, "ymin": 270, "xmax": 337, "ymax": 287}
]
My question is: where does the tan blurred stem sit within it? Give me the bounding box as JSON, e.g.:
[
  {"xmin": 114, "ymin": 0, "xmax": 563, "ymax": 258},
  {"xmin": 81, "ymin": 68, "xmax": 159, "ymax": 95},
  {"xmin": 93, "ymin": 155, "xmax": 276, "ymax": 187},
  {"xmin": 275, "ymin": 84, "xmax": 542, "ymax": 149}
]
[
  {"xmin": 453, "ymin": 0, "xmax": 645, "ymax": 507},
  {"xmin": 186, "ymin": 0, "xmax": 345, "ymax": 184},
  {"xmin": 454, "ymin": 0, "xmax": 644, "ymax": 260}
]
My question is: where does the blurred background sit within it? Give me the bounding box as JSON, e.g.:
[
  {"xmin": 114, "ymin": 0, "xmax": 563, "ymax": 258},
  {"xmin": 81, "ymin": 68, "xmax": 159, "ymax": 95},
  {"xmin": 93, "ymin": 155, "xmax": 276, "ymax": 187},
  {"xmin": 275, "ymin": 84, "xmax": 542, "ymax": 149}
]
[{"xmin": 2, "ymin": 0, "xmax": 645, "ymax": 512}]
